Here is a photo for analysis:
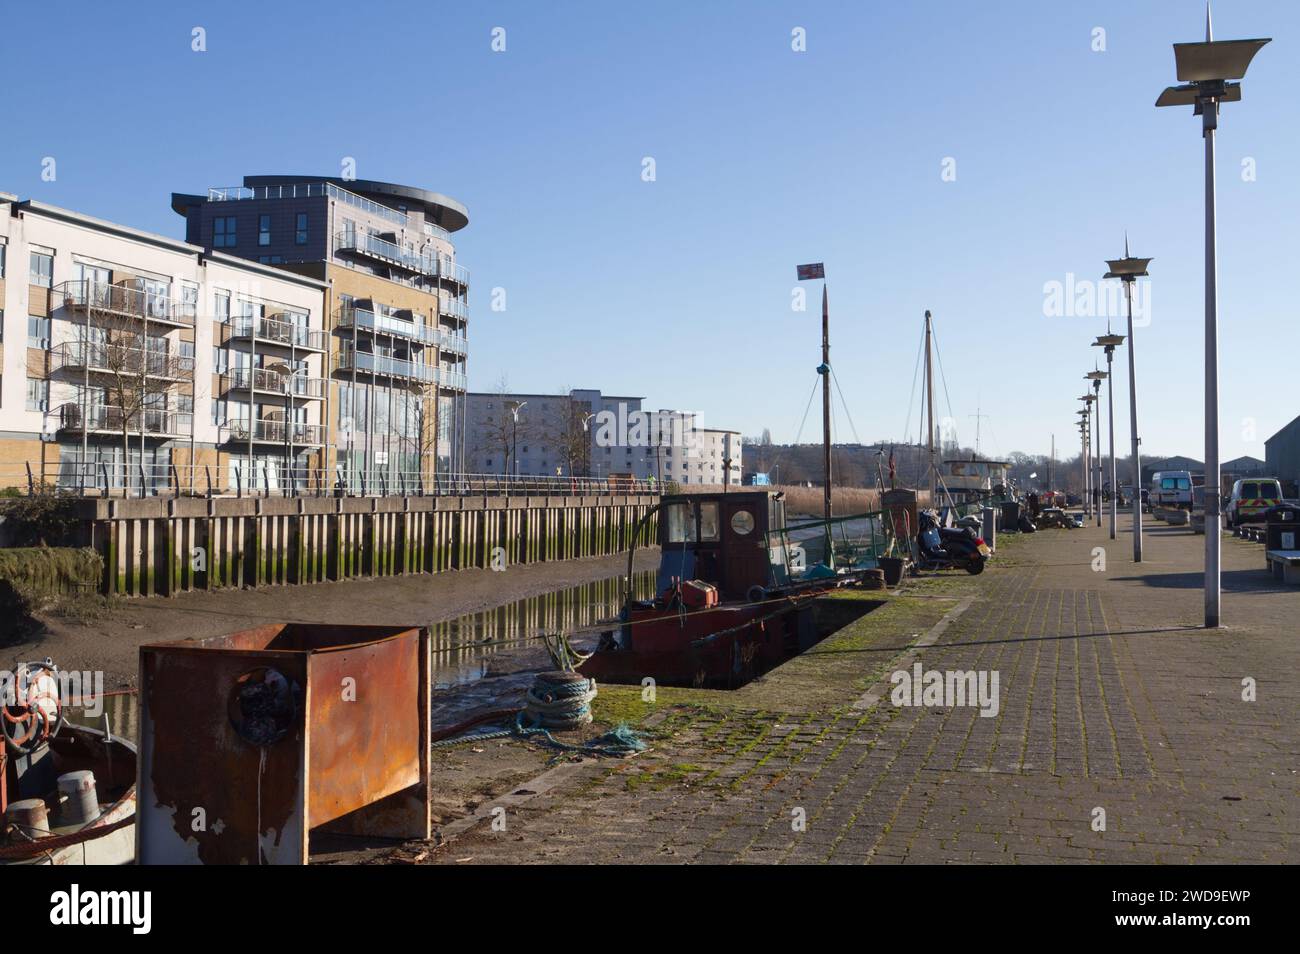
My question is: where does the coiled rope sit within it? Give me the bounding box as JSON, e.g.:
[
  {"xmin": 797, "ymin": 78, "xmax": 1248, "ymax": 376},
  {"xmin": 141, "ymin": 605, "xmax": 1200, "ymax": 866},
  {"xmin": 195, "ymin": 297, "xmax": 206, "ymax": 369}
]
[{"xmin": 429, "ymin": 638, "xmax": 645, "ymax": 758}]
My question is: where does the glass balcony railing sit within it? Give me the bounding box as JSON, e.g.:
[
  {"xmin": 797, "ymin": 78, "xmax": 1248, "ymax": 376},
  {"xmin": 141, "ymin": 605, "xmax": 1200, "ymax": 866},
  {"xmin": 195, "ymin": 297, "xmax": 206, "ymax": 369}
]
[
  {"xmin": 219, "ymin": 418, "xmax": 325, "ymax": 446},
  {"xmin": 229, "ymin": 315, "xmax": 327, "ymax": 351},
  {"xmin": 55, "ymin": 280, "xmax": 196, "ymax": 327},
  {"xmin": 438, "ymin": 332, "xmax": 468, "ymax": 356},
  {"xmin": 335, "ymin": 351, "xmax": 438, "ymax": 385},
  {"xmin": 50, "ymin": 341, "xmax": 195, "ymax": 379},
  {"xmin": 58, "ymin": 402, "xmax": 192, "ymax": 437},
  {"xmin": 335, "ymin": 306, "xmax": 440, "ymax": 346},
  {"xmin": 438, "ymin": 296, "xmax": 469, "ymax": 321},
  {"xmin": 208, "ymin": 182, "xmax": 410, "ymax": 228},
  {"xmin": 334, "ymin": 231, "xmax": 438, "ymax": 276},
  {"xmin": 222, "ymin": 366, "xmax": 326, "ymax": 399}
]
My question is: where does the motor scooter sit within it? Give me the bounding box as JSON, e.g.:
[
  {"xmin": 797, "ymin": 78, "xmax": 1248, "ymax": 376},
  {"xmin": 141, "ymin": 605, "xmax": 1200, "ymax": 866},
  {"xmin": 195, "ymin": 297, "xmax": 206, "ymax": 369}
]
[{"xmin": 915, "ymin": 508, "xmax": 989, "ymax": 575}]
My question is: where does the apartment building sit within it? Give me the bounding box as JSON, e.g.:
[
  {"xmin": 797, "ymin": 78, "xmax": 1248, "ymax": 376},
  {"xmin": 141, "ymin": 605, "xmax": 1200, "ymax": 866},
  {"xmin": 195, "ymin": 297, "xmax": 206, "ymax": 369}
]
[
  {"xmin": 464, "ymin": 389, "xmax": 742, "ymax": 485},
  {"xmin": 172, "ymin": 175, "xmax": 469, "ymax": 491},
  {"xmin": 0, "ymin": 193, "xmax": 327, "ymax": 493}
]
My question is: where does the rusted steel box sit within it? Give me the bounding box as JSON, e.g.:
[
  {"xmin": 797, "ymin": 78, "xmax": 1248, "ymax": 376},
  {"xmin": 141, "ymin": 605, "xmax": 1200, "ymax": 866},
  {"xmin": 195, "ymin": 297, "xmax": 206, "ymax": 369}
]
[{"xmin": 136, "ymin": 623, "xmax": 430, "ymax": 865}]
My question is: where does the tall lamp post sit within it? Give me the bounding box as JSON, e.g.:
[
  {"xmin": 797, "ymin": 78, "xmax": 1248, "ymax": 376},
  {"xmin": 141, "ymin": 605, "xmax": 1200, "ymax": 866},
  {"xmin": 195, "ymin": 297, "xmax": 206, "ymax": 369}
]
[
  {"xmin": 1086, "ymin": 368, "xmax": 1111, "ymax": 533},
  {"xmin": 1078, "ymin": 395, "xmax": 1095, "ymax": 516},
  {"xmin": 1077, "ymin": 403, "xmax": 1091, "ymax": 512},
  {"xmin": 1094, "ymin": 335, "xmax": 1125, "ymax": 541},
  {"xmin": 1156, "ymin": 8, "xmax": 1269, "ymax": 627},
  {"xmin": 1086, "ymin": 372, "xmax": 1106, "ymax": 527},
  {"xmin": 1105, "ymin": 242, "xmax": 1152, "ymax": 561},
  {"xmin": 506, "ymin": 400, "xmax": 527, "ymax": 479}
]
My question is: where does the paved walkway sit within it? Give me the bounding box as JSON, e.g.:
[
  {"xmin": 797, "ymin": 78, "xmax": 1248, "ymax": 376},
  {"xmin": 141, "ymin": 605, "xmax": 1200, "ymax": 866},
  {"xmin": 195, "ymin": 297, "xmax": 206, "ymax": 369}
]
[{"xmin": 430, "ymin": 516, "xmax": 1298, "ymax": 864}]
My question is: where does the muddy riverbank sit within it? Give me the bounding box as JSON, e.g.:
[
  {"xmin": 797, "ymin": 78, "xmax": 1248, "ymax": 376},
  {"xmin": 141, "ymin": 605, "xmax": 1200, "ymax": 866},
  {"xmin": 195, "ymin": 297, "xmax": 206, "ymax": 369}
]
[{"xmin": 4, "ymin": 549, "xmax": 660, "ymax": 687}]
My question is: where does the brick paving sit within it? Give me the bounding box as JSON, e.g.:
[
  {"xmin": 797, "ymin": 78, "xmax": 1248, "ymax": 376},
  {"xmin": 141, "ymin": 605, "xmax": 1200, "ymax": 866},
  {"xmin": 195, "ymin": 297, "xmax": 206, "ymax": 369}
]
[{"xmin": 430, "ymin": 517, "xmax": 1298, "ymax": 864}]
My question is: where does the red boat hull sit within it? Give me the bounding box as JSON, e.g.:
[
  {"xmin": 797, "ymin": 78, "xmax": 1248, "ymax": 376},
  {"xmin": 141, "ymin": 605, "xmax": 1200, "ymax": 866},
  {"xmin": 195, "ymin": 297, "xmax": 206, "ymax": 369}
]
[{"xmin": 581, "ymin": 600, "xmax": 814, "ymax": 688}]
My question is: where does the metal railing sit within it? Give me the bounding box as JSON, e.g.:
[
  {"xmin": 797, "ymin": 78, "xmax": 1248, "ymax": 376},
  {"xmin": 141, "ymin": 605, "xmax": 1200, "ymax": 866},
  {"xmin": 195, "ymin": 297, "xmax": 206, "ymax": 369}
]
[
  {"xmin": 50, "ymin": 341, "xmax": 195, "ymax": 378},
  {"xmin": 55, "ymin": 280, "xmax": 196, "ymax": 327},
  {"xmin": 208, "ymin": 182, "xmax": 410, "ymax": 228},
  {"xmin": 219, "ymin": 418, "xmax": 325, "ymax": 445},
  {"xmin": 229, "ymin": 314, "xmax": 327, "ymax": 351},
  {"xmin": 57, "ymin": 402, "xmax": 193, "ymax": 438},
  {"xmin": 222, "ymin": 366, "xmax": 327, "ymax": 398},
  {"xmin": 2, "ymin": 461, "xmax": 657, "ymax": 500},
  {"xmin": 438, "ymin": 332, "xmax": 468, "ymax": 357}
]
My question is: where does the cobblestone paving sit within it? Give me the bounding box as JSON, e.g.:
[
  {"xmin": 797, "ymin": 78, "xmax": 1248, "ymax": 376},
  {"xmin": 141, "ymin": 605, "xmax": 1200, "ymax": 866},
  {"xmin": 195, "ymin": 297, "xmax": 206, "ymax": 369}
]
[{"xmin": 433, "ymin": 519, "xmax": 1298, "ymax": 864}]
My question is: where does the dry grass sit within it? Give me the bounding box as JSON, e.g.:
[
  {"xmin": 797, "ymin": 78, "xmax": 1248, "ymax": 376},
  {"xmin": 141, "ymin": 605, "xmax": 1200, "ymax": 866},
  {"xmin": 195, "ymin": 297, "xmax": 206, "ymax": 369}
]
[{"xmin": 673, "ymin": 483, "xmax": 935, "ymax": 517}]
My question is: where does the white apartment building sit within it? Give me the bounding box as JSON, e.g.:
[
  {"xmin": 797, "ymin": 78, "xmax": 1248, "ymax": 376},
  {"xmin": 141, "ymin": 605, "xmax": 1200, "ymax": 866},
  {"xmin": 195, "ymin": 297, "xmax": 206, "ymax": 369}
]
[
  {"xmin": 0, "ymin": 194, "xmax": 327, "ymax": 494},
  {"xmin": 464, "ymin": 388, "xmax": 742, "ymax": 486}
]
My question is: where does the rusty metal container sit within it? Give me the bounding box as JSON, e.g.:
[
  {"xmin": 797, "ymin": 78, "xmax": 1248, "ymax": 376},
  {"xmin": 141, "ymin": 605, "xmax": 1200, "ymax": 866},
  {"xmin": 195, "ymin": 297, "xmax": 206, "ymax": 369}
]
[{"xmin": 136, "ymin": 623, "xmax": 430, "ymax": 865}]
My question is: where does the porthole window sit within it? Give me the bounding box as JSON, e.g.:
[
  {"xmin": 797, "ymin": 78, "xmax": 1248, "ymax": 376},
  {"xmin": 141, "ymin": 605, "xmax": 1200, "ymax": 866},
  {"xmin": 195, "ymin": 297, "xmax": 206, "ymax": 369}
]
[{"xmin": 730, "ymin": 510, "xmax": 755, "ymax": 535}]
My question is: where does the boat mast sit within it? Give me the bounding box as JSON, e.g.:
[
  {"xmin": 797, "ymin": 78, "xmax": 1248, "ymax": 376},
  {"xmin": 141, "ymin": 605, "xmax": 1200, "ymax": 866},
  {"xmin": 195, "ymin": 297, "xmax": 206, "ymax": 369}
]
[
  {"xmin": 924, "ymin": 310, "xmax": 936, "ymax": 503},
  {"xmin": 821, "ymin": 284, "xmax": 832, "ymax": 529}
]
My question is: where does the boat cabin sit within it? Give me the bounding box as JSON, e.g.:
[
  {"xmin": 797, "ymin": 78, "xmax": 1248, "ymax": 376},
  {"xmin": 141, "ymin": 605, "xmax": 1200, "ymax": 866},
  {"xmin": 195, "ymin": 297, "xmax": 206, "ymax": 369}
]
[
  {"xmin": 657, "ymin": 491, "xmax": 790, "ymax": 600},
  {"xmin": 944, "ymin": 457, "xmax": 1011, "ymax": 501}
]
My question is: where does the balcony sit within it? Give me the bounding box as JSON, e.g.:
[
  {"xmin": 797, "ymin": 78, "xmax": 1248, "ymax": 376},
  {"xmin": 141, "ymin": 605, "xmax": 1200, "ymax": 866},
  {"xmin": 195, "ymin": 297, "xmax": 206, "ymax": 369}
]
[
  {"xmin": 55, "ymin": 280, "xmax": 196, "ymax": 328},
  {"xmin": 335, "ymin": 350, "xmax": 437, "ymax": 386},
  {"xmin": 209, "ymin": 182, "xmax": 410, "ymax": 228},
  {"xmin": 50, "ymin": 341, "xmax": 194, "ymax": 380},
  {"xmin": 335, "ymin": 305, "xmax": 439, "ymax": 346},
  {"xmin": 438, "ymin": 296, "xmax": 469, "ymax": 321},
  {"xmin": 58, "ymin": 402, "xmax": 192, "ymax": 438},
  {"xmin": 334, "ymin": 231, "xmax": 439, "ymax": 277},
  {"xmin": 439, "ymin": 369, "xmax": 468, "ymax": 391},
  {"xmin": 438, "ymin": 332, "xmax": 468, "ymax": 357},
  {"xmin": 221, "ymin": 366, "xmax": 326, "ymax": 399},
  {"xmin": 436, "ymin": 259, "xmax": 469, "ymax": 287},
  {"xmin": 219, "ymin": 418, "xmax": 325, "ymax": 446},
  {"xmin": 229, "ymin": 314, "xmax": 327, "ymax": 351}
]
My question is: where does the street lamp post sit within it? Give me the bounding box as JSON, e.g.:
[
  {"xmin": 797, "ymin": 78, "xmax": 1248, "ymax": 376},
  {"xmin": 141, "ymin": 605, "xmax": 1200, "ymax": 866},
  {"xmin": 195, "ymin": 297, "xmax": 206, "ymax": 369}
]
[
  {"xmin": 1086, "ymin": 369, "xmax": 1109, "ymax": 532},
  {"xmin": 1078, "ymin": 396, "xmax": 1095, "ymax": 515},
  {"xmin": 506, "ymin": 400, "xmax": 527, "ymax": 479},
  {"xmin": 1105, "ymin": 242, "xmax": 1152, "ymax": 561},
  {"xmin": 1094, "ymin": 336, "xmax": 1125, "ymax": 541},
  {"xmin": 1156, "ymin": 9, "xmax": 1269, "ymax": 627}
]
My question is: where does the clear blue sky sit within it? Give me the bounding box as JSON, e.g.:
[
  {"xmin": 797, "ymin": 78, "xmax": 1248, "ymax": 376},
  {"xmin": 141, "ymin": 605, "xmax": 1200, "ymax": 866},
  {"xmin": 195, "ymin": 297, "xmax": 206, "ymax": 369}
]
[{"xmin": 3, "ymin": 0, "xmax": 1295, "ymax": 464}]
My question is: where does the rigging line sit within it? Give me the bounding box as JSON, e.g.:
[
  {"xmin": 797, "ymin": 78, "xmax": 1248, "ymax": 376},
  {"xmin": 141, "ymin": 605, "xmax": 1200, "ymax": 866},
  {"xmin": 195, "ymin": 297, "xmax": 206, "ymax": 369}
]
[
  {"xmin": 829, "ymin": 368, "xmax": 861, "ymax": 445},
  {"xmin": 902, "ymin": 324, "xmax": 924, "ymax": 447},
  {"xmin": 790, "ymin": 374, "xmax": 821, "ymax": 447},
  {"xmin": 929, "ymin": 320, "xmax": 960, "ymax": 450}
]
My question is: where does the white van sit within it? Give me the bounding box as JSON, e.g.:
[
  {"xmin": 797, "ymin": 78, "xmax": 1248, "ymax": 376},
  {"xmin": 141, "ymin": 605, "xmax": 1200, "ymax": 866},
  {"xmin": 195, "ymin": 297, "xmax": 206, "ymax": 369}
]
[
  {"xmin": 1151, "ymin": 470, "xmax": 1194, "ymax": 510},
  {"xmin": 1225, "ymin": 477, "xmax": 1284, "ymax": 527}
]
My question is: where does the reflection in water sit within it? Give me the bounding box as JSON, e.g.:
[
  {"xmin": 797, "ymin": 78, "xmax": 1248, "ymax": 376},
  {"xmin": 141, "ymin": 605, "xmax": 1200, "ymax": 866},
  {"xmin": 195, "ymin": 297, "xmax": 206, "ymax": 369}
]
[
  {"xmin": 50, "ymin": 571, "xmax": 660, "ymax": 737},
  {"xmin": 429, "ymin": 570, "xmax": 656, "ymax": 688}
]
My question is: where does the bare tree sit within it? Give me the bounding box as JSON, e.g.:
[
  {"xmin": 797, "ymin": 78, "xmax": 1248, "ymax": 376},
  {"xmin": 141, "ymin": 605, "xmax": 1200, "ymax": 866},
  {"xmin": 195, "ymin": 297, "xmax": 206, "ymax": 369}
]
[{"xmin": 536, "ymin": 390, "xmax": 593, "ymax": 477}]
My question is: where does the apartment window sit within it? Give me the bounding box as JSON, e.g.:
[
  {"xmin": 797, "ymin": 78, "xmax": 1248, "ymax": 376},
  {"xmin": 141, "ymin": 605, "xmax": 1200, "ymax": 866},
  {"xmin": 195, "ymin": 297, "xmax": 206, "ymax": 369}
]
[
  {"xmin": 211, "ymin": 398, "xmax": 226, "ymax": 427},
  {"xmin": 214, "ymin": 290, "xmax": 230, "ymax": 324},
  {"xmin": 27, "ymin": 315, "xmax": 50, "ymax": 349},
  {"xmin": 295, "ymin": 213, "xmax": 308, "ymax": 245},
  {"xmin": 26, "ymin": 377, "xmax": 48, "ymax": 412},
  {"xmin": 213, "ymin": 216, "xmax": 237, "ymax": 248},
  {"xmin": 212, "ymin": 347, "xmax": 228, "ymax": 374},
  {"xmin": 0, "ymin": 243, "xmax": 6, "ymax": 278},
  {"xmin": 258, "ymin": 215, "xmax": 272, "ymax": 247},
  {"xmin": 29, "ymin": 251, "xmax": 53, "ymax": 287},
  {"xmin": 179, "ymin": 340, "xmax": 195, "ymax": 360}
]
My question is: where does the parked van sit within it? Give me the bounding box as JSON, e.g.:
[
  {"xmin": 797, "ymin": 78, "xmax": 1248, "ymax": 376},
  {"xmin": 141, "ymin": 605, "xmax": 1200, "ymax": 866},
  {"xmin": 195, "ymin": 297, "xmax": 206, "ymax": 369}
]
[
  {"xmin": 1225, "ymin": 477, "xmax": 1283, "ymax": 527},
  {"xmin": 1151, "ymin": 471, "xmax": 1194, "ymax": 510}
]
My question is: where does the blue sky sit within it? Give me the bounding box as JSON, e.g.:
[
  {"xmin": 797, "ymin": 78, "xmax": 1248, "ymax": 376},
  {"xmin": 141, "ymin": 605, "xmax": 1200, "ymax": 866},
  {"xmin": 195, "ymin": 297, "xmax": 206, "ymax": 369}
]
[{"xmin": 2, "ymin": 0, "xmax": 1295, "ymax": 463}]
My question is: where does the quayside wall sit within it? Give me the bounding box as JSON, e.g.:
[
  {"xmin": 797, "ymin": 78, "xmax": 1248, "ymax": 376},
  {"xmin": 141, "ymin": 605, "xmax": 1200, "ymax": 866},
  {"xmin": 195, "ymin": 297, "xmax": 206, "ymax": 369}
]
[{"xmin": 75, "ymin": 494, "xmax": 657, "ymax": 597}]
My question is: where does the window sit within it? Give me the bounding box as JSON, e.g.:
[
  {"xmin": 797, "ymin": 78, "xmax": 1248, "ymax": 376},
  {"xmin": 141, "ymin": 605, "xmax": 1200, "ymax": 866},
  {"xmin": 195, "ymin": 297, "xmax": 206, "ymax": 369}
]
[
  {"xmin": 0, "ymin": 243, "xmax": 6, "ymax": 278},
  {"xmin": 214, "ymin": 290, "xmax": 230, "ymax": 324},
  {"xmin": 665, "ymin": 502, "xmax": 697, "ymax": 543},
  {"xmin": 26, "ymin": 377, "xmax": 48, "ymax": 412},
  {"xmin": 295, "ymin": 213, "xmax": 308, "ymax": 245},
  {"xmin": 258, "ymin": 215, "xmax": 271, "ymax": 247},
  {"xmin": 213, "ymin": 216, "xmax": 237, "ymax": 248},
  {"xmin": 29, "ymin": 251, "xmax": 53, "ymax": 287},
  {"xmin": 27, "ymin": 315, "xmax": 50, "ymax": 349},
  {"xmin": 699, "ymin": 502, "xmax": 720, "ymax": 541},
  {"xmin": 212, "ymin": 347, "xmax": 228, "ymax": 374}
]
